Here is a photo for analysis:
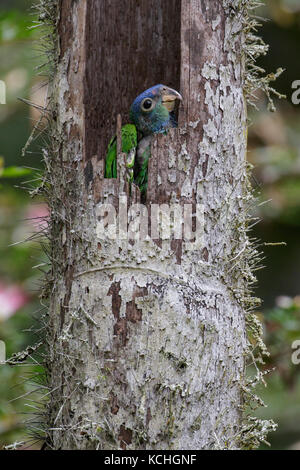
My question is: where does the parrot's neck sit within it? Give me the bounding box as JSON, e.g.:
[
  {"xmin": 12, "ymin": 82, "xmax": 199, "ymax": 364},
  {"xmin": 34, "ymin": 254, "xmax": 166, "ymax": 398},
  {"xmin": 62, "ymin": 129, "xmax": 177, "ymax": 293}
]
[{"xmin": 139, "ymin": 115, "xmax": 177, "ymax": 137}]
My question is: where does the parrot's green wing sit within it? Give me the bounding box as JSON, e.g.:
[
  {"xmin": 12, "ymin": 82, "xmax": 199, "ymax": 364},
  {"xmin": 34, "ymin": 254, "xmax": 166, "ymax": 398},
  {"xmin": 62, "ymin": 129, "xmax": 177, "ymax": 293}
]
[
  {"xmin": 134, "ymin": 145, "xmax": 151, "ymax": 194},
  {"xmin": 104, "ymin": 124, "xmax": 137, "ymax": 180}
]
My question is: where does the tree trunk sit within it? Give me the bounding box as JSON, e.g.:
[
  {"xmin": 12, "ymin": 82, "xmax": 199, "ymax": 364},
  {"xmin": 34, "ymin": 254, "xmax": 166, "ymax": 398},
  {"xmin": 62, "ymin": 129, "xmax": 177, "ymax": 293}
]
[{"xmin": 46, "ymin": 0, "xmax": 252, "ymax": 450}]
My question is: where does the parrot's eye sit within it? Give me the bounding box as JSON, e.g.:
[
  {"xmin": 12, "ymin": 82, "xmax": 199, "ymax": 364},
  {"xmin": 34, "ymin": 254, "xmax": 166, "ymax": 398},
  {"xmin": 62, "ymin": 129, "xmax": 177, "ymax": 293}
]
[{"xmin": 141, "ymin": 98, "xmax": 154, "ymax": 112}]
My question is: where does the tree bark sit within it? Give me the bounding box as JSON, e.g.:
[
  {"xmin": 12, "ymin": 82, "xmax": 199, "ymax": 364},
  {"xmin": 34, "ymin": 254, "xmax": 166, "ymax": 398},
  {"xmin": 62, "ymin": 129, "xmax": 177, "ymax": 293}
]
[{"xmin": 46, "ymin": 0, "xmax": 250, "ymax": 450}]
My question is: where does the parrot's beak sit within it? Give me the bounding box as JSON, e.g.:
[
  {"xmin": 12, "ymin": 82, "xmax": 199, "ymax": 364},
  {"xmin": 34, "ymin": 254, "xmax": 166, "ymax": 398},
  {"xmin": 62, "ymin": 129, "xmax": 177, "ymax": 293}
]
[{"xmin": 161, "ymin": 86, "xmax": 183, "ymax": 112}]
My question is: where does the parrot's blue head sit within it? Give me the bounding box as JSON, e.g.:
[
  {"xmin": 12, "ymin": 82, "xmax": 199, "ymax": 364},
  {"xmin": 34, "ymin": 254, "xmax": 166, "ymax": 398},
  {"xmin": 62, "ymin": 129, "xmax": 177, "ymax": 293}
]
[{"xmin": 129, "ymin": 84, "xmax": 182, "ymax": 136}]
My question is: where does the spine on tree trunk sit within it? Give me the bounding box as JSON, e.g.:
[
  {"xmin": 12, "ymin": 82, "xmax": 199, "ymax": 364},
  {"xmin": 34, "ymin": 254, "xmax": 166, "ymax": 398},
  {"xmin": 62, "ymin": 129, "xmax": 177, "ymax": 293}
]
[{"xmin": 31, "ymin": 0, "xmax": 279, "ymax": 450}]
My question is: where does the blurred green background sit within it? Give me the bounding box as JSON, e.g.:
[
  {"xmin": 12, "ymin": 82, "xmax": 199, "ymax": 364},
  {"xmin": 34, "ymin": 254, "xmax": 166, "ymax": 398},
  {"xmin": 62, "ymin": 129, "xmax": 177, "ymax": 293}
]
[{"xmin": 0, "ymin": 0, "xmax": 300, "ymax": 450}]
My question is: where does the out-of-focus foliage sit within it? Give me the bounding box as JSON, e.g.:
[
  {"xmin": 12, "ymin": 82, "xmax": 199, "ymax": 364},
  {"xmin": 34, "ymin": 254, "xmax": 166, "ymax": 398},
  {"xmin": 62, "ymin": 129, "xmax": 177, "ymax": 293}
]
[
  {"xmin": 264, "ymin": 296, "xmax": 300, "ymax": 389},
  {"xmin": 247, "ymin": 0, "xmax": 300, "ymax": 450},
  {"xmin": 0, "ymin": 10, "xmax": 37, "ymax": 43},
  {"xmin": 0, "ymin": 156, "xmax": 33, "ymax": 179},
  {"xmin": 253, "ymin": 296, "xmax": 300, "ymax": 449},
  {"xmin": 0, "ymin": 3, "xmax": 46, "ymax": 449}
]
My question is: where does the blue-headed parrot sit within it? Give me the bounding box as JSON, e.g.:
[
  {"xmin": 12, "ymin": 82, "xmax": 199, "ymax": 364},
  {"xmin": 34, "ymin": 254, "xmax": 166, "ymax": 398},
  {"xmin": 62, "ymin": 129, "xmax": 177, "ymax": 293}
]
[{"xmin": 104, "ymin": 84, "xmax": 182, "ymax": 194}]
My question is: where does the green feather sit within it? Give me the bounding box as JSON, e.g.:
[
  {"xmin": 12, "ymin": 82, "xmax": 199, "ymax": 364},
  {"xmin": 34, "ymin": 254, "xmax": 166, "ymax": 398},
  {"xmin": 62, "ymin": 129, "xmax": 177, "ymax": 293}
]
[
  {"xmin": 135, "ymin": 145, "xmax": 151, "ymax": 194},
  {"xmin": 105, "ymin": 124, "xmax": 137, "ymax": 179}
]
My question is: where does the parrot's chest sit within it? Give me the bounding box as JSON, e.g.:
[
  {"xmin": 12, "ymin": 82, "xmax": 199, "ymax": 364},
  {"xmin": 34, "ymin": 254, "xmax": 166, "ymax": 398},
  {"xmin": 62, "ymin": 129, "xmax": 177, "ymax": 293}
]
[{"xmin": 137, "ymin": 135, "xmax": 153, "ymax": 167}]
